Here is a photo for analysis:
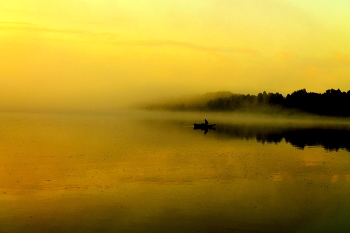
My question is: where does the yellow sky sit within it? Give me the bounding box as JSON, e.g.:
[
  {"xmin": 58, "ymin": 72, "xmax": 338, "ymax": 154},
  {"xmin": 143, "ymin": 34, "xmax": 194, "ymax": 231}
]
[{"xmin": 1, "ymin": 0, "xmax": 350, "ymax": 112}]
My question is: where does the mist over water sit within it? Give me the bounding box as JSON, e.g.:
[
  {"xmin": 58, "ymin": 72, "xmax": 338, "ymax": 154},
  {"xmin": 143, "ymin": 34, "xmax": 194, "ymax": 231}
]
[{"xmin": 1, "ymin": 110, "xmax": 350, "ymax": 233}]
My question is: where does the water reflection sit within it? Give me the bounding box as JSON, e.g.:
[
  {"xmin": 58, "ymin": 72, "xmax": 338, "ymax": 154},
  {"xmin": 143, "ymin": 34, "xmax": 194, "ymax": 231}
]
[
  {"xmin": 139, "ymin": 112, "xmax": 350, "ymax": 152},
  {"xmin": 193, "ymin": 123, "xmax": 216, "ymax": 134},
  {"xmin": 216, "ymin": 124, "xmax": 350, "ymax": 152},
  {"xmin": 3, "ymin": 111, "xmax": 350, "ymax": 233}
]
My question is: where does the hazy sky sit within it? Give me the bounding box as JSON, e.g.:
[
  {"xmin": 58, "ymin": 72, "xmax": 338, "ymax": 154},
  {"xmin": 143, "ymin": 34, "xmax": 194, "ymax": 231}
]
[{"xmin": 1, "ymin": 0, "xmax": 350, "ymax": 112}]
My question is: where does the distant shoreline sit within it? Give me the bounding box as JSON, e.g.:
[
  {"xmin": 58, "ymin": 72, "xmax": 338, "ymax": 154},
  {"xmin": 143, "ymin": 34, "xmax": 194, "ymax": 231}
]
[{"xmin": 139, "ymin": 89, "xmax": 350, "ymax": 117}]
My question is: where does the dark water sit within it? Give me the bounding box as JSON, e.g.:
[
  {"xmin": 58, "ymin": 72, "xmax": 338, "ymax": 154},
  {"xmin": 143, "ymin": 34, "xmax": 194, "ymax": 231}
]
[{"xmin": 1, "ymin": 110, "xmax": 350, "ymax": 233}]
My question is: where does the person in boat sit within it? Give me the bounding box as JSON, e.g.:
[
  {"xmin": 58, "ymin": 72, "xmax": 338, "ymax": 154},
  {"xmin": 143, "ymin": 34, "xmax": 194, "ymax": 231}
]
[{"xmin": 204, "ymin": 119, "xmax": 208, "ymax": 125}]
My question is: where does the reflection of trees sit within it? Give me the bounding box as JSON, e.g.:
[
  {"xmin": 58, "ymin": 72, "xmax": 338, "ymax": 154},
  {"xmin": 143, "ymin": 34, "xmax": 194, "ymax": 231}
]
[
  {"xmin": 284, "ymin": 129, "xmax": 350, "ymax": 151},
  {"xmin": 215, "ymin": 124, "xmax": 350, "ymax": 152}
]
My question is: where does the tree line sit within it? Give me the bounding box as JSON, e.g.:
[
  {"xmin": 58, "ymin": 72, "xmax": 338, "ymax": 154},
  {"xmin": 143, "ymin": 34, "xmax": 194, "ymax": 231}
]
[
  {"xmin": 142, "ymin": 89, "xmax": 350, "ymax": 116},
  {"xmin": 205, "ymin": 89, "xmax": 350, "ymax": 116}
]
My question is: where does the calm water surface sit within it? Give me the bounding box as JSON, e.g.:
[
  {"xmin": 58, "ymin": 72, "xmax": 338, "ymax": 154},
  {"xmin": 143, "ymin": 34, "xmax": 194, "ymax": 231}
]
[{"xmin": 1, "ymin": 110, "xmax": 350, "ymax": 233}]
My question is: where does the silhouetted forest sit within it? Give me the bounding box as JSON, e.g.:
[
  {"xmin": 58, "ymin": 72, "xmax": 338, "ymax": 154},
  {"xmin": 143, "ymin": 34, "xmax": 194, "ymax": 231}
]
[
  {"xmin": 206, "ymin": 89, "xmax": 350, "ymax": 116},
  {"xmin": 143, "ymin": 89, "xmax": 350, "ymax": 117}
]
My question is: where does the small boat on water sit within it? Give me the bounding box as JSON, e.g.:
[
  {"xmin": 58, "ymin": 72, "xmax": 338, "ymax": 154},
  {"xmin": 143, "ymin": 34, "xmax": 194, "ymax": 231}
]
[{"xmin": 193, "ymin": 123, "xmax": 216, "ymax": 130}]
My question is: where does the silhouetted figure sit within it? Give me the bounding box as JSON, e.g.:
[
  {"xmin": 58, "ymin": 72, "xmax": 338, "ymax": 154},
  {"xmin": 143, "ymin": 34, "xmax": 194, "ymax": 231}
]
[{"xmin": 204, "ymin": 119, "xmax": 208, "ymax": 125}]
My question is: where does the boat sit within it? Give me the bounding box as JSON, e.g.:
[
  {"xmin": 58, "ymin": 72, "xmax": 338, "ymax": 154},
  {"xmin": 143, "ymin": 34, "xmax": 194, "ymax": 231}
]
[{"xmin": 193, "ymin": 123, "xmax": 216, "ymax": 130}]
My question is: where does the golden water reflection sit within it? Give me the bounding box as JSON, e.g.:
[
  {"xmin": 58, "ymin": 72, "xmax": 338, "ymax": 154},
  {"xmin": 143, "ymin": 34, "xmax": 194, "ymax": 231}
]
[{"xmin": 1, "ymin": 111, "xmax": 350, "ymax": 232}]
